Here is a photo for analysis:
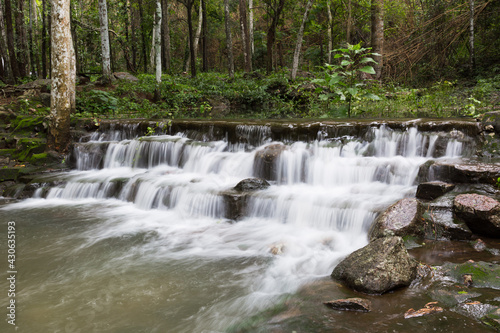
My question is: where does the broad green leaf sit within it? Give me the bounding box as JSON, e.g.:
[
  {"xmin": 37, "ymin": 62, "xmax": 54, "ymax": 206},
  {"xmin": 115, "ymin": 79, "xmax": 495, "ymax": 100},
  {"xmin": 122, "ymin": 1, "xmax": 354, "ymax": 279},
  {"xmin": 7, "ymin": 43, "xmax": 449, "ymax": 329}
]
[
  {"xmin": 359, "ymin": 66, "xmax": 376, "ymax": 74},
  {"xmin": 360, "ymin": 57, "xmax": 376, "ymax": 64},
  {"xmin": 341, "ymin": 60, "xmax": 353, "ymax": 67},
  {"xmin": 328, "ymin": 76, "xmax": 342, "ymax": 85},
  {"xmin": 334, "ymin": 54, "xmax": 343, "ymax": 59},
  {"xmin": 347, "ymin": 87, "xmax": 358, "ymax": 96},
  {"xmin": 363, "ymin": 93, "xmax": 381, "ymax": 100}
]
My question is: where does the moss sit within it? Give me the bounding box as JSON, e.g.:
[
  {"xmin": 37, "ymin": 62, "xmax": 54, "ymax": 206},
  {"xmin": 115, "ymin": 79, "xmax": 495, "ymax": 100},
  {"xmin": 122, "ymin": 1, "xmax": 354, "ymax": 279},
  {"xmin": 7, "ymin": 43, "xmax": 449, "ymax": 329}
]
[
  {"xmin": 11, "ymin": 116, "xmax": 46, "ymax": 133},
  {"xmin": 27, "ymin": 153, "xmax": 48, "ymax": 165},
  {"xmin": 0, "ymin": 167, "xmax": 21, "ymax": 181},
  {"xmin": 0, "ymin": 149, "xmax": 16, "ymax": 157},
  {"xmin": 481, "ymin": 308, "xmax": 500, "ymax": 331},
  {"xmin": 15, "ymin": 138, "xmax": 47, "ymax": 161},
  {"xmin": 443, "ymin": 261, "xmax": 500, "ymax": 289}
]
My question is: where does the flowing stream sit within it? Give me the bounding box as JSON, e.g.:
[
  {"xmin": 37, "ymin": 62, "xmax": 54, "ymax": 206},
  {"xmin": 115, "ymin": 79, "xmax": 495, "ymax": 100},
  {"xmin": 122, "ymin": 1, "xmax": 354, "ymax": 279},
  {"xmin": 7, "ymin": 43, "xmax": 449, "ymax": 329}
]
[{"xmin": 0, "ymin": 121, "xmax": 476, "ymax": 332}]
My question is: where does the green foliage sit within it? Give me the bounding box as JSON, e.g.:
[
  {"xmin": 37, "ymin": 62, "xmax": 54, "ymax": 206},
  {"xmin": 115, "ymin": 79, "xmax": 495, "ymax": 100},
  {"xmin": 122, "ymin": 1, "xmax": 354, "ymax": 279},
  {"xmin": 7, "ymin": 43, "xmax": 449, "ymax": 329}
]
[
  {"xmin": 76, "ymin": 90, "xmax": 118, "ymax": 116},
  {"xmin": 312, "ymin": 43, "xmax": 381, "ymax": 117}
]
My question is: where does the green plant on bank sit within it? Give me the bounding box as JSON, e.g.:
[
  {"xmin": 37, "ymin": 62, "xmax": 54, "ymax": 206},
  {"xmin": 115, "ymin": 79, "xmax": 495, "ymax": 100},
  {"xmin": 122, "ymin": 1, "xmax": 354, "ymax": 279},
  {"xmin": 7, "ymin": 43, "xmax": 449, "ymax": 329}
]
[
  {"xmin": 313, "ymin": 43, "xmax": 381, "ymax": 118},
  {"xmin": 76, "ymin": 89, "xmax": 118, "ymax": 116}
]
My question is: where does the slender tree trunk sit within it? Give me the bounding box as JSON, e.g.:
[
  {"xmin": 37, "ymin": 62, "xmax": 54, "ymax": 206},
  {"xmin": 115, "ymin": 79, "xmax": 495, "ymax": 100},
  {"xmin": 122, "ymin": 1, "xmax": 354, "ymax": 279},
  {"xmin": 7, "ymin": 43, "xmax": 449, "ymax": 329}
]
[
  {"xmin": 370, "ymin": 0, "xmax": 383, "ymax": 79},
  {"xmin": 48, "ymin": 0, "xmax": 75, "ymax": 153},
  {"xmin": 187, "ymin": 0, "xmax": 203, "ymax": 71},
  {"xmin": 98, "ymin": 0, "xmax": 112, "ymax": 83},
  {"xmin": 249, "ymin": 0, "xmax": 254, "ymax": 55},
  {"xmin": 266, "ymin": 0, "xmax": 285, "ymax": 73},
  {"xmin": 161, "ymin": 0, "xmax": 171, "ymax": 72},
  {"xmin": 327, "ymin": 0, "xmax": 333, "ymax": 63},
  {"xmin": 4, "ymin": 0, "xmax": 20, "ymax": 80},
  {"xmin": 16, "ymin": 0, "xmax": 29, "ymax": 76},
  {"xmin": 224, "ymin": 0, "xmax": 234, "ymax": 78},
  {"xmin": 239, "ymin": 0, "xmax": 251, "ymax": 72},
  {"xmin": 186, "ymin": 0, "xmax": 196, "ymax": 77},
  {"xmin": 202, "ymin": 0, "xmax": 207, "ymax": 71},
  {"xmin": 29, "ymin": 0, "xmax": 36, "ymax": 77},
  {"xmin": 469, "ymin": 0, "xmax": 475, "ymax": 74},
  {"xmin": 0, "ymin": 0, "xmax": 13, "ymax": 82},
  {"xmin": 154, "ymin": 0, "xmax": 162, "ymax": 101},
  {"xmin": 42, "ymin": 0, "xmax": 48, "ymax": 78},
  {"xmin": 150, "ymin": 13, "xmax": 157, "ymax": 72},
  {"xmin": 346, "ymin": 0, "xmax": 352, "ymax": 44},
  {"xmin": 291, "ymin": 0, "xmax": 314, "ymax": 81},
  {"xmin": 138, "ymin": 0, "xmax": 148, "ymax": 72},
  {"xmin": 130, "ymin": 0, "xmax": 138, "ymax": 72},
  {"xmin": 70, "ymin": 5, "xmax": 80, "ymax": 74}
]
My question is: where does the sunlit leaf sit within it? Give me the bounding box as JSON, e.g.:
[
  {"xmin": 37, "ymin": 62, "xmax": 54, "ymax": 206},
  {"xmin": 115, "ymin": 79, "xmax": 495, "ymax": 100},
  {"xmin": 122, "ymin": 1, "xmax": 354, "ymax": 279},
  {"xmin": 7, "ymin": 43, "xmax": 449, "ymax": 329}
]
[{"xmin": 359, "ymin": 66, "xmax": 376, "ymax": 74}]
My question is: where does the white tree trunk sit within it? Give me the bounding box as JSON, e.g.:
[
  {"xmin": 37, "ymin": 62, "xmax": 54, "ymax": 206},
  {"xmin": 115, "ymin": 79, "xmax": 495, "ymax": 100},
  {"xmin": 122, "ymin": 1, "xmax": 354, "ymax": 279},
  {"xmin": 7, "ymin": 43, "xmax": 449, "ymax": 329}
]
[
  {"xmin": 155, "ymin": 0, "xmax": 162, "ymax": 100},
  {"xmin": 224, "ymin": 0, "xmax": 234, "ymax": 78},
  {"xmin": 49, "ymin": 0, "xmax": 75, "ymax": 153},
  {"xmin": 98, "ymin": 0, "xmax": 111, "ymax": 82},
  {"xmin": 150, "ymin": 12, "xmax": 157, "ymax": 71},
  {"xmin": 249, "ymin": 0, "xmax": 254, "ymax": 55},
  {"xmin": 291, "ymin": 0, "xmax": 314, "ymax": 80}
]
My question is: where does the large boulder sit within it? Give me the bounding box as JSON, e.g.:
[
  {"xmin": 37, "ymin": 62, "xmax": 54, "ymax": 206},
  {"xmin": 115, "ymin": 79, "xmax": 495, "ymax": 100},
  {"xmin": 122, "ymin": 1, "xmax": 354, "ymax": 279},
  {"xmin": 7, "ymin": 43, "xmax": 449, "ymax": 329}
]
[
  {"xmin": 369, "ymin": 198, "xmax": 424, "ymax": 240},
  {"xmin": 416, "ymin": 181, "xmax": 455, "ymax": 201},
  {"xmin": 453, "ymin": 194, "xmax": 500, "ymax": 237},
  {"xmin": 331, "ymin": 236, "xmax": 418, "ymax": 294},
  {"xmin": 113, "ymin": 72, "xmax": 139, "ymax": 82},
  {"xmin": 234, "ymin": 178, "xmax": 270, "ymax": 192},
  {"xmin": 253, "ymin": 143, "xmax": 286, "ymax": 181},
  {"xmin": 419, "ymin": 162, "xmax": 500, "ymax": 185}
]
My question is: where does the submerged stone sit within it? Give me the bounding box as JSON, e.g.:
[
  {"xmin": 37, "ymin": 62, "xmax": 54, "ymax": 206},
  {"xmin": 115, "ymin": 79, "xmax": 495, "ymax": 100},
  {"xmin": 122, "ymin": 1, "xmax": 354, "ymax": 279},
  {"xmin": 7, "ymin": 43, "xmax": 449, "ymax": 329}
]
[
  {"xmin": 323, "ymin": 298, "xmax": 372, "ymax": 312},
  {"xmin": 404, "ymin": 302, "xmax": 443, "ymax": 319},
  {"xmin": 416, "ymin": 181, "xmax": 455, "ymax": 200},
  {"xmin": 453, "ymin": 194, "xmax": 500, "ymax": 238},
  {"xmin": 441, "ymin": 261, "xmax": 500, "ymax": 290},
  {"xmin": 234, "ymin": 178, "xmax": 270, "ymax": 192},
  {"xmin": 331, "ymin": 236, "xmax": 418, "ymax": 294}
]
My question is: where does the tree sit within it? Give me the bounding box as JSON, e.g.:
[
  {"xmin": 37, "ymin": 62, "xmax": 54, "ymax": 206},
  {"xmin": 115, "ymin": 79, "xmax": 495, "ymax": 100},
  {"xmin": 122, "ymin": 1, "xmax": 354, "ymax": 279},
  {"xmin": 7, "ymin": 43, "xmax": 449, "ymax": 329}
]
[
  {"xmin": 98, "ymin": 0, "xmax": 112, "ymax": 83},
  {"xmin": 154, "ymin": 0, "xmax": 162, "ymax": 101},
  {"xmin": 291, "ymin": 0, "xmax": 314, "ymax": 81},
  {"xmin": 15, "ymin": 0, "xmax": 29, "ymax": 77},
  {"xmin": 469, "ymin": 0, "xmax": 475, "ymax": 74},
  {"xmin": 0, "ymin": 0, "xmax": 13, "ymax": 82},
  {"xmin": 48, "ymin": 0, "xmax": 75, "ymax": 153},
  {"xmin": 370, "ymin": 0, "xmax": 383, "ymax": 79},
  {"xmin": 264, "ymin": 0, "xmax": 285, "ymax": 73},
  {"xmin": 239, "ymin": 0, "xmax": 252, "ymax": 72},
  {"xmin": 224, "ymin": 0, "xmax": 235, "ymax": 78},
  {"xmin": 4, "ymin": 0, "xmax": 20, "ymax": 80},
  {"xmin": 161, "ymin": 0, "xmax": 171, "ymax": 72}
]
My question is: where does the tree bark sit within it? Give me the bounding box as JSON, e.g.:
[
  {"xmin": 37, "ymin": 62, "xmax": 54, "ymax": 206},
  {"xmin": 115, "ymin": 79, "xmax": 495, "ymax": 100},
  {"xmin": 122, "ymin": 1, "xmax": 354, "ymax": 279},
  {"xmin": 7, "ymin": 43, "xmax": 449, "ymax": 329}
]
[
  {"xmin": 154, "ymin": 0, "xmax": 162, "ymax": 101},
  {"xmin": 327, "ymin": 0, "xmax": 333, "ymax": 63},
  {"xmin": 161, "ymin": 0, "xmax": 171, "ymax": 72},
  {"xmin": 4, "ymin": 0, "xmax": 20, "ymax": 80},
  {"xmin": 98, "ymin": 0, "xmax": 112, "ymax": 83},
  {"xmin": 266, "ymin": 0, "xmax": 285, "ymax": 73},
  {"xmin": 249, "ymin": 0, "xmax": 254, "ymax": 55},
  {"xmin": 16, "ymin": 0, "xmax": 29, "ymax": 76},
  {"xmin": 0, "ymin": 0, "xmax": 13, "ymax": 82},
  {"xmin": 202, "ymin": 0, "xmax": 207, "ymax": 71},
  {"xmin": 138, "ymin": 0, "xmax": 148, "ymax": 72},
  {"xmin": 346, "ymin": 0, "xmax": 352, "ymax": 44},
  {"xmin": 42, "ymin": 0, "xmax": 48, "ymax": 78},
  {"xmin": 48, "ymin": 0, "xmax": 75, "ymax": 153},
  {"xmin": 224, "ymin": 0, "xmax": 234, "ymax": 78},
  {"xmin": 291, "ymin": 0, "xmax": 314, "ymax": 81},
  {"xmin": 186, "ymin": 0, "xmax": 203, "ymax": 72},
  {"xmin": 370, "ymin": 0, "xmax": 384, "ymax": 79},
  {"xmin": 239, "ymin": 0, "xmax": 252, "ymax": 72},
  {"xmin": 469, "ymin": 0, "xmax": 475, "ymax": 74}
]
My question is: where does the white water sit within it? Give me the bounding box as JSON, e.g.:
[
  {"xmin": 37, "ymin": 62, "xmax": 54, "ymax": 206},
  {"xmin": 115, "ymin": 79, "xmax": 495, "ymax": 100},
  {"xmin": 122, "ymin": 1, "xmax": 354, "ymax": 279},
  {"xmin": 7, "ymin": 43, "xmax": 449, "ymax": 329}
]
[{"xmin": 0, "ymin": 124, "xmax": 467, "ymax": 332}]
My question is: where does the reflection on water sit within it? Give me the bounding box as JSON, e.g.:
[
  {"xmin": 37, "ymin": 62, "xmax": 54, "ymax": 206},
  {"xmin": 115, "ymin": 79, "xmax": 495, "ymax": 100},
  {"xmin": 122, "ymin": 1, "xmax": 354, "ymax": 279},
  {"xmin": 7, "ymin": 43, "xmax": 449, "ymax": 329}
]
[{"xmin": 0, "ymin": 124, "xmax": 471, "ymax": 332}]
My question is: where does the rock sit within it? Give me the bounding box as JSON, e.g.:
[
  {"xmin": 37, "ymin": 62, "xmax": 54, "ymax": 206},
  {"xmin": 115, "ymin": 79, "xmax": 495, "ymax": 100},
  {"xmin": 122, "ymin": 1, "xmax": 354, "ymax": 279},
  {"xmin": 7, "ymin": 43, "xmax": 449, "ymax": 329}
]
[
  {"xmin": 40, "ymin": 93, "xmax": 51, "ymax": 107},
  {"xmin": 463, "ymin": 274, "xmax": 474, "ymax": 287},
  {"xmin": 323, "ymin": 298, "xmax": 372, "ymax": 312},
  {"xmin": 482, "ymin": 111, "xmax": 500, "ymax": 134},
  {"xmin": 234, "ymin": 178, "xmax": 270, "ymax": 192},
  {"xmin": 420, "ymin": 162, "xmax": 500, "ymax": 185},
  {"xmin": 331, "ymin": 236, "xmax": 418, "ymax": 294},
  {"xmin": 416, "ymin": 181, "xmax": 455, "ymax": 200},
  {"xmin": 77, "ymin": 74, "xmax": 91, "ymax": 85},
  {"xmin": 453, "ymin": 194, "xmax": 500, "ymax": 237},
  {"xmin": 481, "ymin": 308, "xmax": 500, "ymax": 330},
  {"xmin": 270, "ymin": 243, "xmax": 285, "ymax": 255},
  {"xmin": 222, "ymin": 191, "xmax": 247, "ymax": 221},
  {"xmin": 17, "ymin": 79, "xmax": 51, "ymax": 90},
  {"xmin": 472, "ymin": 239, "xmax": 487, "ymax": 251},
  {"xmin": 404, "ymin": 302, "xmax": 443, "ymax": 319},
  {"xmin": 253, "ymin": 144, "xmax": 286, "ymax": 181},
  {"xmin": 442, "ymin": 261, "xmax": 500, "ymax": 290},
  {"xmin": 113, "ymin": 72, "xmax": 139, "ymax": 82},
  {"xmin": 369, "ymin": 198, "xmax": 424, "ymax": 240}
]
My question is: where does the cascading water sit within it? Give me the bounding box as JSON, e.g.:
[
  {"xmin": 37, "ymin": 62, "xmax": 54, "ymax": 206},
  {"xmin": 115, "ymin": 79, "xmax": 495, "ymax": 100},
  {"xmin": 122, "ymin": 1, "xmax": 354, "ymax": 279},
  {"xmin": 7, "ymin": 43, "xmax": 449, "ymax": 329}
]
[{"xmin": 0, "ymin": 121, "xmax": 474, "ymax": 332}]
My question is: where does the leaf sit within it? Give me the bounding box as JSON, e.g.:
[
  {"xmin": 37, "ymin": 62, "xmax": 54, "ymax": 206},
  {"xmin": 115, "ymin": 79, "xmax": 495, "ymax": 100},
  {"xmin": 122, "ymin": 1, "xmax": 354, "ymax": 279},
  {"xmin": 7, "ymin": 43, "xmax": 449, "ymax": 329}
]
[
  {"xmin": 359, "ymin": 66, "xmax": 376, "ymax": 74},
  {"xmin": 328, "ymin": 76, "xmax": 342, "ymax": 86},
  {"xmin": 341, "ymin": 60, "xmax": 353, "ymax": 67},
  {"xmin": 334, "ymin": 54, "xmax": 343, "ymax": 59},
  {"xmin": 347, "ymin": 87, "xmax": 358, "ymax": 96},
  {"xmin": 360, "ymin": 57, "xmax": 376, "ymax": 64},
  {"xmin": 363, "ymin": 93, "xmax": 381, "ymax": 100}
]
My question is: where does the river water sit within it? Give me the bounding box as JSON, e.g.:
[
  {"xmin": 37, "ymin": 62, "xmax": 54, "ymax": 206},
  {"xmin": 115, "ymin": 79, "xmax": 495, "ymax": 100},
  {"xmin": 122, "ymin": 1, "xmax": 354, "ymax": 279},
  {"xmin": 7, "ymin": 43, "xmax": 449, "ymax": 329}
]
[{"xmin": 0, "ymin": 121, "xmax": 475, "ymax": 332}]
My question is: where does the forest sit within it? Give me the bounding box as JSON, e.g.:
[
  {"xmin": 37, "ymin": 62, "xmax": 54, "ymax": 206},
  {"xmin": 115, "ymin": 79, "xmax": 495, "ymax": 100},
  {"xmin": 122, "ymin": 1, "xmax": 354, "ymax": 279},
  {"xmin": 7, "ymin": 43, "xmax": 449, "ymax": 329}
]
[{"xmin": 1, "ymin": 0, "xmax": 499, "ymax": 122}]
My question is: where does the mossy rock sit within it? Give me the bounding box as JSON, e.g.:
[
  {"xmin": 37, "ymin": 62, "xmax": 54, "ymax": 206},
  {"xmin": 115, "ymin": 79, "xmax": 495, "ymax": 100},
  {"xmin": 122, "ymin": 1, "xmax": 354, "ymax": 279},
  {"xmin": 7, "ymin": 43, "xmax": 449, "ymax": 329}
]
[
  {"xmin": 0, "ymin": 167, "xmax": 21, "ymax": 181},
  {"xmin": 481, "ymin": 307, "xmax": 500, "ymax": 331},
  {"xmin": 442, "ymin": 261, "xmax": 500, "ymax": 289},
  {"xmin": 15, "ymin": 138, "xmax": 47, "ymax": 161},
  {"xmin": 10, "ymin": 116, "xmax": 47, "ymax": 134}
]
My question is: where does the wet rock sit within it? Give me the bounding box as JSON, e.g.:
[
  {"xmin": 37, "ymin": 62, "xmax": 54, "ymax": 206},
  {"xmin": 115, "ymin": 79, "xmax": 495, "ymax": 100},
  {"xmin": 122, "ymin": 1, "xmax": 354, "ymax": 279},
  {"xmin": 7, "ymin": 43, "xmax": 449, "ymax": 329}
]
[
  {"xmin": 463, "ymin": 274, "xmax": 474, "ymax": 287},
  {"xmin": 481, "ymin": 307, "xmax": 500, "ymax": 330},
  {"xmin": 404, "ymin": 302, "xmax": 443, "ymax": 319},
  {"xmin": 421, "ymin": 162, "xmax": 500, "ymax": 185},
  {"xmin": 369, "ymin": 198, "xmax": 424, "ymax": 240},
  {"xmin": 323, "ymin": 298, "xmax": 372, "ymax": 312},
  {"xmin": 472, "ymin": 239, "xmax": 487, "ymax": 252},
  {"xmin": 442, "ymin": 261, "xmax": 500, "ymax": 290},
  {"xmin": 253, "ymin": 144, "xmax": 286, "ymax": 181},
  {"xmin": 331, "ymin": 236, "xmax": 418, "ymax": 294},
  {"xmin": 113, "ymin": 72, "xmax": 139, "ymax": 82},
  {"xmin": 482, "ymin": 111, "xmax": 500, "ymax": 134},
  {"xmin": 270, "ymin": 243, "xmax": 285, "ymax": 255},
  {"xmin": 453, "ymin": 194, "xmax": 500, "ymax": 237},
  {"xmin": 222, "ymin": 191, "xmax": 247, "ymax": 221},
  {"xmin": 234, "ymin": 178, "xmax": 270, "ymax": 192},
  {"xmin": 416, "ymin": 181, "xmax": 455, "ymax": 200}
]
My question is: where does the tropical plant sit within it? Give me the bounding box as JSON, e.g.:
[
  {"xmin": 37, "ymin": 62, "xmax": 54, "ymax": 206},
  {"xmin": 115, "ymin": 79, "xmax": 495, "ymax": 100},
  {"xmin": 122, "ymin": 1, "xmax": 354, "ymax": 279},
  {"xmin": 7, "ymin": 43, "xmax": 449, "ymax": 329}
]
[{"xmin": 313, "ymin": 43, "xmax": 381, "ymax": 117}]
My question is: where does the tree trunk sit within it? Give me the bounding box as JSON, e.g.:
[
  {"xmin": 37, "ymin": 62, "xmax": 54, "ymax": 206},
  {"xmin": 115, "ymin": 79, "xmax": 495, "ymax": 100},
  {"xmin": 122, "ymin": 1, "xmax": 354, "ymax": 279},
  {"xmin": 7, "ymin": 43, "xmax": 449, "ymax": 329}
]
[
  {"xmin": 42, "ymin": 0, "xmax": 48, "ymax": 78},
  {"xmin": 16, "ymin": 0, "xmax": 29, "ymax": 77},
  {"xmin": 186, "ymin": 0, "xmax": 203, "ymax": 72},
  {"xmin": 291, "ymin": 0, "xmax": 314, "ymax": 81},
  {"xmin": 224, "ymin": 0, "xmax": 234, "ymax": 78},
  {"xmin": 4, "ymin": 0, "xmax": 20, "ymax": 80},
  {"xmin": 98, "ymin": 0, "xmax": 112, "ymax": 83},
  {"xmin": 239, "ymin": 0, "xmax": 251, "ymax": 72},
  {"xmin": 370, "ymin": 0, "xmax": 383, "ymax": 79},
  {"xmin": 138, "ymin": 0, "xmax": 148, "ymax": 72},
  {"xmin": 0, "ymin": 0, "xmax": 13, "ymax": 82},
  {"xmin": 186, "ymin": 0, "xmax": 196, "ymax": 77},
  {"xmin": 154, "ymin": 0, "xmax": 162, "ymax": 101},
  {"xmin": 202, "ymin": 0, "xmax": 207, "ymax": 71},
  {"xmin": 346, "ymin": 0, "xmax": 352, "ymax": 44},
  {"xmin": 70, "ymin": 5, "xmax": 80, "ymax": 74},
  {"xmin": 48, "ymin": 0, "xmax": 75, "ymax": 153},
  {"xmin": 129, "ymin": 0, "xmax": 138, "ymax": 72},
  {"xmin": 266, "ymin": 0, "xmax": 285, "ymax": 73},
  {"xmin": 150, "ymin": 13, "xmax": 157, "ymax": 72},
  {"xmin": 327, "ymin": 0, "xmax": 333, "ymax": 63},
  {"xmin": 469, "ymin": 0, "xmax": 475, "ymax": 74},
  {"xmin": 161, "ymin": 0, "xmax": 171, "ymax": 72},
  {"xmin": 249, "ymin": 0, "xmax": 254, "ymax": 55}
]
